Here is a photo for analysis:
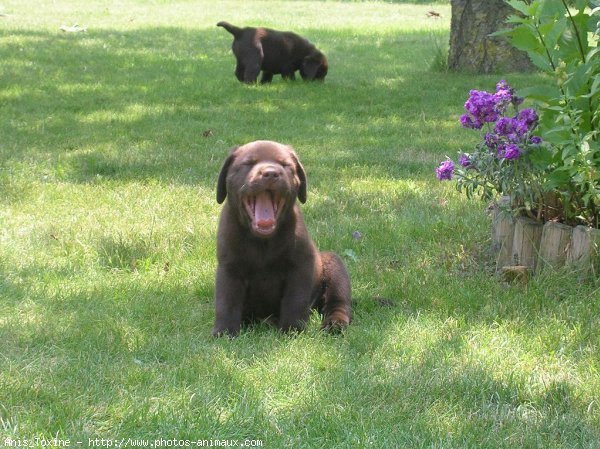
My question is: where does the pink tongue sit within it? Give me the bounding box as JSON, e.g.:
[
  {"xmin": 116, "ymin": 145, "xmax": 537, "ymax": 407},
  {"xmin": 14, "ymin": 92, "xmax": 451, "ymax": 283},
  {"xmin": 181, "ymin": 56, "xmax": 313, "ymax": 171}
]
[{"xmin": 254, "ymin": 192, "xmax": 275, "ymax": 228}]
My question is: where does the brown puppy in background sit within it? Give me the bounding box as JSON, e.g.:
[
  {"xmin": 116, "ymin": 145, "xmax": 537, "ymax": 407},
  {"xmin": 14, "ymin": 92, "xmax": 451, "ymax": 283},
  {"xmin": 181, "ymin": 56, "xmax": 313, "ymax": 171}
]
[
  {"xmin": 213, "ymin": 141, "xmax": 351, "ymax": 337},
  {"xmin": 217, "ymin": 21, "xmax": 328, "ymax": 84}
]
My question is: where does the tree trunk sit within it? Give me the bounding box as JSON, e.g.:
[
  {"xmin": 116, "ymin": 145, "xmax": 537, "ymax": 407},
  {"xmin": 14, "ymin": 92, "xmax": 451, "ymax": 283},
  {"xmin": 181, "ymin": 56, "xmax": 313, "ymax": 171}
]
[{"xmin": 448, "ymin": 0, "xmax": 533, "ymax": 73}]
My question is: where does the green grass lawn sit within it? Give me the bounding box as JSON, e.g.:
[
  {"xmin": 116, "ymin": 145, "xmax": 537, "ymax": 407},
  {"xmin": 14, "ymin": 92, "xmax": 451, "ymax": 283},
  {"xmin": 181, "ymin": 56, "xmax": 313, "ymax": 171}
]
[{"xmin": 1, "ymin": 0, "xmax": 599, "ymax": 447}]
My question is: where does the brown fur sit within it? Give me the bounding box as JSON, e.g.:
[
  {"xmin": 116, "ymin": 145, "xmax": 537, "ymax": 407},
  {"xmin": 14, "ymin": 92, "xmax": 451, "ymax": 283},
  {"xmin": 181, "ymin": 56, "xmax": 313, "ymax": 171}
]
[
  {"xmin": 217, "ymin": 21, "xmax": 328, "ymax": 84},
  {"xmin": 213, "ymin": 140, "xmax": 351, "ymax": 336}
]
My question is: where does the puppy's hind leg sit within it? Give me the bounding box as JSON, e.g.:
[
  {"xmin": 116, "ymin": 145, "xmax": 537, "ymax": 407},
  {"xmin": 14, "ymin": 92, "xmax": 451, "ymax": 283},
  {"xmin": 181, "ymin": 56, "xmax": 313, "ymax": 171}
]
[{"xmin": 319, "ymin": 252, "xmax": 352, "ymax": 332}]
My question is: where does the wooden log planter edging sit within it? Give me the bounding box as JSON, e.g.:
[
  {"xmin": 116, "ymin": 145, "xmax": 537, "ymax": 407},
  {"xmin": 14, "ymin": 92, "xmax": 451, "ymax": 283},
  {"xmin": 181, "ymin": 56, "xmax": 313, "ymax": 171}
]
[
  {"xmin": 512, "ymin": 217, "xmax": 544, "ymax": 271},
  {"xmin": 490, "ymin": 199, "xmax": 515, "ymax": 271},
  {"xmin": 491, "ymin": 201, "xmax": 600, "ymax": 278},
  {"xmin": 568, "ymin": 226, "xmax": 600, "ymax": 277},
  {"xmin": 537, "ymin": 221, "xmax": 573, "ymax": 273}
]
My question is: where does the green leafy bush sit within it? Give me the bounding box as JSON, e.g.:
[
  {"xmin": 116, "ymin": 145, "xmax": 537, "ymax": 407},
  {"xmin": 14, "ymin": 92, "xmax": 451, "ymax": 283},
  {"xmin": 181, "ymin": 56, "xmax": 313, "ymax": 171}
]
[{"xmin": 498, "ymin": 0, "xmax": 600, "ymax": 226}]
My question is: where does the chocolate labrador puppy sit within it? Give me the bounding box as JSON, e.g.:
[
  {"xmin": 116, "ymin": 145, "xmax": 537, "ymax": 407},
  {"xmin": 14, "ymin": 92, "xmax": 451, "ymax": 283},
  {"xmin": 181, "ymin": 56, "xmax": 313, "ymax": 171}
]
[
  {"xmin": 217, "ymin": 21, "xmax": 328, "ymax": 83},
  {"xmin": 213, "ymin": 141, "xmax": 351, "ymax": 336}
]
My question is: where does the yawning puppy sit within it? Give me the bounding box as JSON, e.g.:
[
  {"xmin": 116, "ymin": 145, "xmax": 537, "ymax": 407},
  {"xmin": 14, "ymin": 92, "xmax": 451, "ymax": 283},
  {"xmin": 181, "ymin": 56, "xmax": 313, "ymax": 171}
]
[
  {"xmin": 213, "ymin": 140, "xmax": 351, "ymax": 336},
  {"xmin": 217, "ymin": 21, "xmax": 328, "ymax": 83}
]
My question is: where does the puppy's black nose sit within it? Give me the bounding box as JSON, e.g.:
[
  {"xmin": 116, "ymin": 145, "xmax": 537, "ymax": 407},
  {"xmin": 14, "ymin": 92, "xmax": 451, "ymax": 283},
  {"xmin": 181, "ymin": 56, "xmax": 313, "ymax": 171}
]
[{"xmin": 261, "ymin": 166, "xmax": 280, "ymax": 180}]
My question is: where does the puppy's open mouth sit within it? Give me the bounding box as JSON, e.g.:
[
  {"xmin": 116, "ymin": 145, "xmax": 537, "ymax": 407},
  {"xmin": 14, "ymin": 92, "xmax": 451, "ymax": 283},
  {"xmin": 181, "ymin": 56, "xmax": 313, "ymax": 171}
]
[{"xmin": 244, "ymin": 191, "xmax": 285, "ymax": 237}]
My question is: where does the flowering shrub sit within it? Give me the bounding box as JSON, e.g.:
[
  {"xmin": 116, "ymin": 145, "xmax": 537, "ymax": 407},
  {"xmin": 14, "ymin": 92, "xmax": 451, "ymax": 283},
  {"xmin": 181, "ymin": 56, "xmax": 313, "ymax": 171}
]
[
  {"xmin": 436, "ymin": 80, "xmax": 548, "ymax": 217},
  {"xmin": 498, "ymin": 0, "xmax": 599, "ymax": 227},
  {"xmin": 438, "ymin": 1, "xmax": 600, "ymax": 228}
]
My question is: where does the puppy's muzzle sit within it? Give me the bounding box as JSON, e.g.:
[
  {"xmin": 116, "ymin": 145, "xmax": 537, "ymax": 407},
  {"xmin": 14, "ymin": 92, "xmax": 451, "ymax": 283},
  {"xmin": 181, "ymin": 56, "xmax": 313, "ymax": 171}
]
[
  {"xmin": 259, "ymin": 165, "xmax": 281, "ymax": 181},
  {"xmin": 242, "ymin": 163, "xmax": 288, "ymax": 237}
]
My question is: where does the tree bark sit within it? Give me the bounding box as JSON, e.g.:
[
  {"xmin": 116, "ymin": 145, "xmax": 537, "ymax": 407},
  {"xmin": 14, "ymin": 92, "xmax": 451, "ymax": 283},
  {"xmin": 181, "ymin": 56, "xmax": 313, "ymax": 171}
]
[{"xmin": 448, "ymin": 0, "xmax": 533, "ymax": 73}]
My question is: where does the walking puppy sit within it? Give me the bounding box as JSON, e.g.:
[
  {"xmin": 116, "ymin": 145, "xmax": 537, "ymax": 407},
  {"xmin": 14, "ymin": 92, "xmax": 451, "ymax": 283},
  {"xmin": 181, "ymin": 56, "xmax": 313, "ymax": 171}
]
[
  {"xmin": 217, "ymin": 21, "xmax": 328, "ymax": 83},
  {"xmin": 213, "ymin": 141, "xmax": 351, "ymax": 336}
]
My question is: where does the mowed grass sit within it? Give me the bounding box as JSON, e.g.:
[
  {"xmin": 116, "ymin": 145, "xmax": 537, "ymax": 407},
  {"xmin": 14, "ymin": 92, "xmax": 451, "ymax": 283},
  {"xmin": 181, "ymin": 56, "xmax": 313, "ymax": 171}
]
[{"xmin": 1, "ymin": 0, "xmax": 599, "ymax": 447}]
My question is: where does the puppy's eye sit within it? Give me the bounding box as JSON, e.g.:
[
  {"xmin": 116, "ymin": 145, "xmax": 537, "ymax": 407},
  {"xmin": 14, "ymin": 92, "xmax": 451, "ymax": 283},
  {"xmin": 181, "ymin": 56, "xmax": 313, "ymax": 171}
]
[{"xmin": 242, "ymin": 159, "xmax": 256, "ymax": 166}]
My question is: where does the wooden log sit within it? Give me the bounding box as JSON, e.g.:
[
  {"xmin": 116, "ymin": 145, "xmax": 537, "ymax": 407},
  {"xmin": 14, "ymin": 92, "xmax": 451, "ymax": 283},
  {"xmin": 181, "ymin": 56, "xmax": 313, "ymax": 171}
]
[
  {"xmin": 567, "ymin": 226, "xmax": 600, "ymax": 276},
  {"xmin": 490, "ymin": 197, "xmax": 515, "ymax": 271},
  {"xmin": 512, "ymin": 217, "xmax": 543, "ymax": 271},
  {"xmin": 537, "ymin": 221, "xmax": 573, "ymax": 273}
]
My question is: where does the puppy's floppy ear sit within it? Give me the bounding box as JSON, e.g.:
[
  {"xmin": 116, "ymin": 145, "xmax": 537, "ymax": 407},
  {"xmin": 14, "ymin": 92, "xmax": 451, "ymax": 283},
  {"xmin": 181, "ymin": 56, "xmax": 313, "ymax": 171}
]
[
  {"xmin": 216, "ymin": 146, "xmax": 239, "ymax": 204},
  {"xmin": 290, "ymin": 150, "xmax": 307, "ymax": 204}
]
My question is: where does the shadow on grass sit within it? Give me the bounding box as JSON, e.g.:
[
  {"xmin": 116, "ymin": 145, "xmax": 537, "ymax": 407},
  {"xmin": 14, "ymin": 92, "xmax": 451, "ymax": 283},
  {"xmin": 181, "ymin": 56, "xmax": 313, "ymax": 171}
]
[
  {"xmin": 1, "ymin": 25, "xmax": 502, "ymax": 190},
  {"xmin": 263, "ymin": 325, "xmax": 600, "ymax": 446},
  {"xmin": 2, "ymin": 263, "xmax": 597, "ymax": 445}
]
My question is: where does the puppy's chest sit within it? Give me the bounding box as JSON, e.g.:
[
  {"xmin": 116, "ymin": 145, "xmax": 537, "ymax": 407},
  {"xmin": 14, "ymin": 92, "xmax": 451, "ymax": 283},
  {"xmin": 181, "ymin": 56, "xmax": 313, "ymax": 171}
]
[
  {"xmin": 239, "ymin": 253, "xmax": 292, "ymax": 281},
  {"xmin": 243, "ymin": 264, "xmax": 288, "ymax": 316},
  {"xmin": 239, "ymin": 245, "xmax": 290, "ymax": 288},
  {"xmin": 245, "ymin": 269, "xmax": 286, "ymax": 294},
  {"xmin": 237, "ymin": 238, "xmax": 292, "ymax": 265}
]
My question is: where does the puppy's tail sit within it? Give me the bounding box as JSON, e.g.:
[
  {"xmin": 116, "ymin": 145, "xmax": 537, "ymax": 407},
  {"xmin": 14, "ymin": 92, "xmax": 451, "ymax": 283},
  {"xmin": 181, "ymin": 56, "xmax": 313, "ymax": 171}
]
[{"xmin": 217, "ymin": 21, "xmax": 243, "ymax": 38}]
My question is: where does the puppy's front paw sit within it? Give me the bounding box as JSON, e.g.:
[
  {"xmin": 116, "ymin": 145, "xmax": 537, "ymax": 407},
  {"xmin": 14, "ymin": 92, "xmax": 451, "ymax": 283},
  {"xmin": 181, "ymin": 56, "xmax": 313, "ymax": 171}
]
[
  {"xmin": 212, "ymin": 325, "xmax": 240, "ymax": 338},
  {"xmin": 321, "ymin": 313, "xmax": 350, "ymax": 334}
]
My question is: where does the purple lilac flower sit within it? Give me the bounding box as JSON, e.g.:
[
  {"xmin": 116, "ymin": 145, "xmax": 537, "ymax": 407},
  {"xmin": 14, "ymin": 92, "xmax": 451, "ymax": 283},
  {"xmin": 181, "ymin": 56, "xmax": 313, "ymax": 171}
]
[
  {"xmin": 464, "ymin": 90, "xmax": 499, "ymax": 124},
  {"xmin": 501, "ymin": 143, "xmax": 521, "ymax": 160},
  {"xmin": 496, "ymin": 80, "xmax": 511, "ymax": 92},
  {"xmin": 436, "ymin": 159, "xmax": 455, "ymax": 181},
  {"xmin": 495, "ymin": 117, "xmax": 515, "ymax": 136},
  {"xmin": 505, "ymin": 126, "xmax": 528, "ymax": 144},
  {"xmin": 484, "ymin": 132, "xmax": 499, "ymax": 149},
  {"xmin": 494, "ymin": 89, "xmax": 513, "ymax": 111},
  {"xmin": 495, "ymin": 79, "xmax": 525, "ymax": 107},
  {"xmin": 516, "ymin": 119, "xmax": 529, "ymax": 136},
  {"xmin": 496, "ymin": 143, "xmax": 506, "ymax": 158},
  {"xmin": 517, "ymin": 108, "xmax": 539, "ymax": 129},
  {"xmin": 460, "ymin": 113, "xmax": 482, "ymax": 130},
  {"xmin": 530, "ymin": 135, "xmax": 542, "ymax": 145},
  {"xmin": 494, "ymin": 80, "xmax": 515, "ymax": 112},
  {"xmin": 459, "ymin": 153, "xmax": 471, "ymax": 167},
  {"xmin": 495, "ymin": 117, "xmax": 527, "ymax": 138}
]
